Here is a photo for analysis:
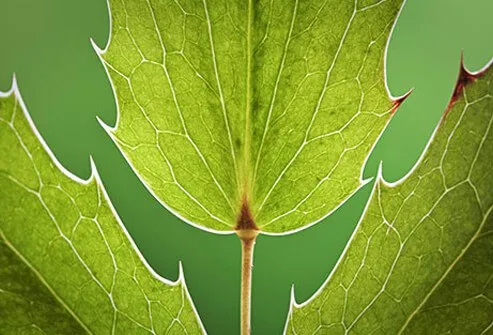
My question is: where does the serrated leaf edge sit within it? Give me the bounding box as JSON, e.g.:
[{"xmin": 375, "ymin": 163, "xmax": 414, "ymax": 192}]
[
  {"xmin": 0, "ymin": 77, "xmax": 207, "ymax": 335},
  {"xmin": 283, "ymin": 55, "xmax": 493, "ymax": 334},
  {"xmin": 92, "ymin": 0, "xmax": 411, "ymax": 237}
]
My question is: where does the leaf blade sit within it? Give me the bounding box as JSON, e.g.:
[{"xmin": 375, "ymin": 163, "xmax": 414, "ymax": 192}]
[
  {"xmin": 0, "ymin": 90, "xmax": 203, "ymax": 334},
  {"xmin": 101, "ymin": 0, "xmax": 404, "ymax": 233},
  {"xmin": 287, "ymin": 63, "xmax": 493, "ymax": 334}
]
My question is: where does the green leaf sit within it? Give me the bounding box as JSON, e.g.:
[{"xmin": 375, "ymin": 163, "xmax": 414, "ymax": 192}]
[
  {"xmin": 287, "ymin": 63, "xmax": 493, "ymax": 334},
  {"xmin": 0, "ymin": 89, "xmax": 203, "ymax": 334},
  {"xmin": 98, "ymin": 0, "xmax": 404, "ymax": 233}
]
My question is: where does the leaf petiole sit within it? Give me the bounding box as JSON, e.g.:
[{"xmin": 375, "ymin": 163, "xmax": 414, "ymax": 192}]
[{"xmin": 237, "ymin": 229, "xmax": 258, "ymax": 335}]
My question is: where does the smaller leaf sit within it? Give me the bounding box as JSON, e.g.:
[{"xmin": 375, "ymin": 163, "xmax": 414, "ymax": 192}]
[
  {"xmin": 287, "ymin": 62, "xmax": 493, "ymax": 334},
  {"xmin": 0, "ymin": 87, "xmax": 203, "ymax": 334}
]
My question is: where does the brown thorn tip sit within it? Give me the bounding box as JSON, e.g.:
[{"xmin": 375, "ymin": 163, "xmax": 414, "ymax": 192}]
[
  {"xmin": 391, "ymin": 88, "xmax": 413, "ymax": 115},
  {"xmin": 451, "ymin": 54, "xmax": 477, "ymax": 103},
  {"xmin": 444, "ymin": 53, "xmax": 489, "ymax": 120}
]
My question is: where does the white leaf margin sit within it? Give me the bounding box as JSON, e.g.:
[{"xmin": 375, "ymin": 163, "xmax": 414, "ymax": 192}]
[
  {"xmin": 92, "ymin": 0, "xmax": 412, "ymax": 237},
  {"xmin": 0, "ymin": 76, "xmax": 207, "ymax": 335},
  {"xmin": 283, "ymin": 53, "xmax": 493, "ymax": 333}
]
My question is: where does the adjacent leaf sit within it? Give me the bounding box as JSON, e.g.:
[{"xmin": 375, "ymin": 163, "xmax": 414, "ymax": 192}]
[
  {"xmin": 98, "ymin": 0, "xmax": 404, "ymax": 232},
  {"xmin": 287, "ymin": 64, "xmax": 493, "ymax": 334},
  {"xmin": 0, "ymin": 90, "xmax": 203, "ymax": 334}
]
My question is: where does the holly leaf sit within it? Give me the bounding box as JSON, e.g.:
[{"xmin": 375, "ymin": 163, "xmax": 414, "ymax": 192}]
[
  {"xmin": 97, "ymin": 0, "xmax": 405, "ymax": 233},
  {"xmin": 0, "ymin": 88, "xmax": 204, "ymax": 334},
  {"xmin": 287, "ymin": 63, "xmax": 493, "ymax": 334}
]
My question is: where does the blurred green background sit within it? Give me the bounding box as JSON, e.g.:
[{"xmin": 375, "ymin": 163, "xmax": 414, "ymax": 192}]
[{"xmin": 0, "ymin": 0, "xmax": 492, "ymax": 334}]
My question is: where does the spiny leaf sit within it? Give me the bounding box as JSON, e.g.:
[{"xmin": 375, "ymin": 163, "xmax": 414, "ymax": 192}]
[
  {"xmin": 0, "ymin": 90, "xmax": 203, "ymax": 334},
  {"xmin": 287, "ymin": 63, "xmax": 493, "ymax": 334},
  {"xmin": 98, "ymin": 0, "xmax": 404, "ymax": 233}
]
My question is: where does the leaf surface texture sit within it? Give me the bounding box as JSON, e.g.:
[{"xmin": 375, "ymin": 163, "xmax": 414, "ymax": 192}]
[
  {"xmin": 101, "ymin": 0, "xmax": 404, "ymax": 232},
  {"xmin": 287, "ymin": 65, "xmax": 493, "ymax": 334},
  {"xmin": 0, "ymin": 92, "xmax": 203, "ymax": 334}
]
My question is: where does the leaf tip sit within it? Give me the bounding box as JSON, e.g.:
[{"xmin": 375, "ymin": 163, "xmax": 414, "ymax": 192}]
[
  {"xmin": 390, "ymin": 88, "xmax": 413, "ymax": 115},
  {"xmin": 444, "ymin": 52, "xmax": 491, "ymax": 120},
  {"xmin": 451, "ymin": 53, "xmax": 477, "ymax": 103},
  {"xmin": 0, "ymin": 73, "xmax": 19, "ymax": 99},
  {"xmin": 90, "ymin": 37, "xmax": 104, "ymax": 55}
]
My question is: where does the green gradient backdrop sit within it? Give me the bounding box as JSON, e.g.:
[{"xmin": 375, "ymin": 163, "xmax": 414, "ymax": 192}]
[{"xmin": 1, "ymin": 1, "xmax": 492, "ymax": 334}]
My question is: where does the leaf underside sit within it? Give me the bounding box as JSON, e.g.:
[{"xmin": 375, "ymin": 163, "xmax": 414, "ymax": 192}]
[
  {"xmin": 0, "ymin": 93, "xmax": 203, "ymax": 334},
  {"xmin": 287, "ymin": 65, "xmax": 493, "ymax": 334},
  {"xmin": 101, "ymin": 0, "xmax": 404, "ymax": 233}
]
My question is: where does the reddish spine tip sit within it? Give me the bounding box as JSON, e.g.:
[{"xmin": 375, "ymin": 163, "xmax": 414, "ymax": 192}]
[
  {"xmin": 451, "ymin": 57, "xmax": 476, "ymax": 104},
  {"xmin": 390, "ymin": 89, "xmax": 412, "ymax": 115},
  {"xmin": 443, "ymin": 53, "xmax": 488, "ymax": 120}
]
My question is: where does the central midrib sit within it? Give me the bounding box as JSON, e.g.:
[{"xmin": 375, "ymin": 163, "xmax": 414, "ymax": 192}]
[
  {"xmin": 237, "ymin": 0, "xmax": 299, "ymax": 229},
  {"xmin": 234, "ymin": 0, "xmax": 255, "ymax": 231},
  {"xmin": 241, "ymin": 0, "xmax": 254, "ymax": 205}
]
